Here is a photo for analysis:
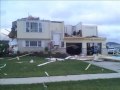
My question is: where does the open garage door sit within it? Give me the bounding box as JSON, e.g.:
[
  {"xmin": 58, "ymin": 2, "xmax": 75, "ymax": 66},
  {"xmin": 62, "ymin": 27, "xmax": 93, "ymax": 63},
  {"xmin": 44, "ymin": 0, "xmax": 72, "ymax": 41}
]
[{"xmin": 66, "ymin": 43, "xmax": 82, "ymax": 55}]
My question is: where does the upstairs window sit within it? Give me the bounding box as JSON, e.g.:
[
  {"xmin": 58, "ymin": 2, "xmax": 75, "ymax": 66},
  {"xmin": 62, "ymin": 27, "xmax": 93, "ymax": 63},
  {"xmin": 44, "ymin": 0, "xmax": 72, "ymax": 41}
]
[
  {"xmin": 26, "ymin": 22, "xmax": 42, "ymax": 32},
  {"xmin": 31, "ymin": 22, "xmax": 38, "ymax": 32}
]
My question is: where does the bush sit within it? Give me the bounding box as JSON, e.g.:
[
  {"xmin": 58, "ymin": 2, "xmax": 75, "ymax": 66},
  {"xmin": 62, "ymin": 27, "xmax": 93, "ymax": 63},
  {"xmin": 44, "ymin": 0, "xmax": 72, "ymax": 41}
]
[{"xmin": 45, "ymin": 47, "xmax": 49, "ymax": 52}]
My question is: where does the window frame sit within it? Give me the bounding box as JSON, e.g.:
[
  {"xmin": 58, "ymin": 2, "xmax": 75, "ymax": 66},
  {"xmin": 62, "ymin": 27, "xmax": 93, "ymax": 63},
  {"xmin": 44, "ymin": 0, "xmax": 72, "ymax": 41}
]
[
  {"xmin": 26, "ymin": 22, "xmax": 42, "ymax": 32},
  {"xmin": 25, "ymin": 40, "xmax": 41, "ymax": 47}
]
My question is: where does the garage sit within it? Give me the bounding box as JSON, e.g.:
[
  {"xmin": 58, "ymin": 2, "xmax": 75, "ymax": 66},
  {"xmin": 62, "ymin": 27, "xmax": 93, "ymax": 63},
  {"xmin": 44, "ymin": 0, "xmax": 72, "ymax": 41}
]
[{"xmin": 66, "ymin": 43, "xmax": 82, "ymax": 55}]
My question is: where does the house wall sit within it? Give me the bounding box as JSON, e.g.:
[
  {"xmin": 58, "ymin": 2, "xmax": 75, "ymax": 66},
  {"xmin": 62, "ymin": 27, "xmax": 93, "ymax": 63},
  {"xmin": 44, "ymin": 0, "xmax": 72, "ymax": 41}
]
[
  {"xmin": 82, "ymin": 25, "xmax": 98, "ymax": 37},
  {"xmin": 17, "ymin": 39, "xmax": 50, "ymax": 53},
  {"xmin": 17, "ymin": 20, "xmax": 64, "ymax": 39},
  {"xmin": 65, "ymin": 25, "xmax": 73, "ymax": 35},
  {"xmin": 50, "ymin": 21, "xmax": 64, "ymax": 39},
  {"xmin": 76, "ymin": 22, "xmax": 82, "ymax": 32},
  {"xmin": 17, "ymin": 20, "xmax": 51, "ymax": 39}
]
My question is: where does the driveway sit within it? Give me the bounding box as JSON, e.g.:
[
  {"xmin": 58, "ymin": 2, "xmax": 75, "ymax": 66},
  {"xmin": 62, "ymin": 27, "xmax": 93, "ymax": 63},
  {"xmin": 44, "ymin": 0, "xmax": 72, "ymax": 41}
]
[{"xmin": 86, "ymin": 61, "xmax": 120, "ymax": 73}]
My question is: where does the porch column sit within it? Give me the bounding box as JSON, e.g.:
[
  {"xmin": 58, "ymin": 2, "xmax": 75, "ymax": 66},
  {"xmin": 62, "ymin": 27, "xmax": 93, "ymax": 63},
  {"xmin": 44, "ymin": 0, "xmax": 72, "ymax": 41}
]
[
  {"xmin": 102, "ymin": 42, "xmax": 107, "ymax": 55},
  {"xmin": 82, "ymin": 42, "xmax": 87, "ymax": 55}
]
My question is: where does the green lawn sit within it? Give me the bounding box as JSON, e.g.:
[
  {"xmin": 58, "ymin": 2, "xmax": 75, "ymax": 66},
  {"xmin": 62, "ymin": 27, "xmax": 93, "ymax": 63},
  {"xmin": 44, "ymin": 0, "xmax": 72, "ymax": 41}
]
[
  {"xmin": 0, "ymin": 56, "xmax": 115, "ymax": 78},
  {"xmin": 0, "ymin": 78, "xmax": 120, "ymax": 90}
]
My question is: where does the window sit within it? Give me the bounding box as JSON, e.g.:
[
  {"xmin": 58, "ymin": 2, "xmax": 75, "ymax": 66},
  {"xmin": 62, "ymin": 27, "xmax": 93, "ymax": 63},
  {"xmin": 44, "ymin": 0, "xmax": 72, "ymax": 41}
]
[
  {"xmin": 26, "ymin": 22, "xmax": 42, "ymax": 32},
  {"xmin": 30, "ymin": 41, "xmax": 37, "ymax": 47},
  {"xmin": 25, "ymin": 41, "xmax": 29, "ymax": 47},
  {"xmin": 38, "ymin": 41, "xmax": 41, "ymax": 47},
  {"xmin": 25, "ymin": 41, "xmax": 41, "ymax": 47},
  {"xmin": 31, "ymin": 22, "xmax": 38, "ymax": 32},
  {"xmin": 26, "ymin": 22, "xmax": 30, "ymax": 32},
  {"xmin": 26, "ymin": 28, "xmax": 29, "ymax": 32}
]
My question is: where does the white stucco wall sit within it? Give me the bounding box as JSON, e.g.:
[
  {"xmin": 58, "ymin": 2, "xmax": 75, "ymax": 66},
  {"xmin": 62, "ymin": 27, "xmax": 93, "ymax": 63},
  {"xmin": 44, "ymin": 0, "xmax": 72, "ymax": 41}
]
[
  {"xmin": 64, "ymin": 25, "xmax": 73, "ymax": 35},
  {"xmin": 82, "ymin": 25, "xmax": 98, "ymax": 37},
  {"xmin": 17, "ymin": 20, "xmax": 51, "ymax": 39},
  {"xmin": 17, "ymin": 20, "xmax": 64, "ymax": 40},
  {"xmin": 76, "ymin": 22, "xmax": 82, "ymax": 32},
  {"xmin": 17, "ymin": 39, "xmax": 50, "ymax": 52}
]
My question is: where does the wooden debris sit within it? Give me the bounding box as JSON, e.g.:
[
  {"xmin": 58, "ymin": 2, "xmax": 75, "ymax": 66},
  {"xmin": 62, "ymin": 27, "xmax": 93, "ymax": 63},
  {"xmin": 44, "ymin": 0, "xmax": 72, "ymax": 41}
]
[
  {"xmin": 85, "ymin": 64, "xmax": 91, "ymax": 70},
  {"xmin": 0, "ymin": 64, "xmax": 6, "ymax": 69},
  {"xmin": 45, "ymin": 71, "xmax": 49, "ymax": 76}
]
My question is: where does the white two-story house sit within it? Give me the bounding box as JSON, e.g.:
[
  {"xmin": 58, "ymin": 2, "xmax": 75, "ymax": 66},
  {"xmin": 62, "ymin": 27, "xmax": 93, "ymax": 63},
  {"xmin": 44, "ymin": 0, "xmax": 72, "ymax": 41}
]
[{"xmin": 10, "ymin": 16, "xmax": 107, "ymax": 55}]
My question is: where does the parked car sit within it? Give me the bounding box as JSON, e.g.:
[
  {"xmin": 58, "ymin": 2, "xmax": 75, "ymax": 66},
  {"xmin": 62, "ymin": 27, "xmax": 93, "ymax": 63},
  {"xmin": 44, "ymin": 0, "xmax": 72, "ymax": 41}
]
[{"xmin": 107, "ymin": 47, "xmax": 117, "ymax": 54}]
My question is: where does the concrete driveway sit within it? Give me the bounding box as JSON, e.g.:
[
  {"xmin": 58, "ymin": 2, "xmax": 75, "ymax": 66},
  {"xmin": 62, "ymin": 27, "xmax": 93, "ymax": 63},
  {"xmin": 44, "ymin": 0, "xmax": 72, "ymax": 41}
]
[{"xmin": 86, "ymin": 61, "xmax": 120, "ymax": 73}]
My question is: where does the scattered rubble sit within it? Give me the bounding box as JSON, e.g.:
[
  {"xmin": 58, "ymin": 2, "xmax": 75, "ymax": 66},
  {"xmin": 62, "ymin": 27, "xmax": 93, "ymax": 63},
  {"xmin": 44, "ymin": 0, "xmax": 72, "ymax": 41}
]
[
  {"xmin": 45, "ymin": 71, "xmax": 49, "ymax": 76},
  {"xmin": 30, "ymin": 59, "xmax": 34, "ymax": 63},
  {"xmin": 43, "ymin": 82, "xmax": 47, "ymax": 88},
  {"xmin": 16, "ymin": 62, "xmax": 23, "ymax": 64},
  {"xmin": 0, "ymin": 64, "xmax": 6, "ymax": 69},
  {"xmin": 4, "ymin": 73, "xmax": 7, "ymax": 75},
  {"xmin": 37, "ymin": 60, "xmax": 55, "ymax": 67},
  {"xmin": 8, "ymin": 53, "xmax": 32, "ymax": 60},
  {"xmin": 16, "ymin": 56, "xmax": 20, "ymax": 60},
  {"xmin": 85, "ymin": 64, "xmax": 91, "ymax": 70}
]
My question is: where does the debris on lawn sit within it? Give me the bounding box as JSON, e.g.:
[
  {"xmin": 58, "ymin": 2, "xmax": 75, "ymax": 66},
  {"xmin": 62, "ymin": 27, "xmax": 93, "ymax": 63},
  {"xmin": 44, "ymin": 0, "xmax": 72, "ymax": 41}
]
[
  {"xmin": 30, "ymin": 59, "xmax": 34, "ymax": 63},
  {"xmin": 45, "ymin": 58, "xmax": 56, "ymax": 61},
  {"xmin": 16, "ymin": 56, "xmax": 20, "ymax": 60},
  {"xmin": 8, "ymin": 57, "xmax": 18, "ymax": 60},
  {"xmin": 85, "ymin": 63, "xmax": 91, "ymax": 70},
  {"xmin": 57, "ymin": 58, "xmax": 64, "ymax": 61},
  {"xmin": 0, "ymin": 58, "xmax": 4, "ymax": 60},
  {"xmin": 0, "ymin": 64, "xmax": 6, "ymax": 69},
  {"xmin": 4, "ymin": 73, "xmax": 7, "ymax": 75},
  {"xmin": 45, "ymin": 71, "xmax": 49, "ymax": 76},
  {"xmin": 37, "ymin": 60, "xmax": 55, "ymax": 67},
  {"xmin": 65, "ymin": 56, "xmax": 72, "ymax": 59},
  {"xmin": 16, "ymin": 62, "xmax": 23, "ymax": 64},
  {"xmin": 8, "ymin": 53, "xmax": 32, "ymax": 60},
  {"xmin": 43, "ymin": 82, "xmax": 47, "ymax": 88},
  {"xmin": 102, "ymin": 68, "xmax": 104, "ymax": 71},
  {"xmin": 46, "ymin": 58, "xmax": 64, "ymax": 61},
  {"xmin": 65, "ymin": 55, "xmax": 93, "ymax": 61}
]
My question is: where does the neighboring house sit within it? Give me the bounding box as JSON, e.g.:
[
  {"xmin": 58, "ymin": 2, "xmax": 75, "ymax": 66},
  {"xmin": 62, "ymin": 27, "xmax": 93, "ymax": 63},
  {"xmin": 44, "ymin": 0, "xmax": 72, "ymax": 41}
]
[{"xmin": 9, "ymin": 16, "xmax": 107, "ymax": 55}]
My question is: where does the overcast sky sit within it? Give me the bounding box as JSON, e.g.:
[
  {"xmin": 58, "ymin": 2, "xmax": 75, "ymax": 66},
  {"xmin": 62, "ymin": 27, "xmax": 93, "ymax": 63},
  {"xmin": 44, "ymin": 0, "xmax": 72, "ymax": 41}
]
[{"xmin": 0, "ymin": 0, "xmax": 120, "ymax": 43}]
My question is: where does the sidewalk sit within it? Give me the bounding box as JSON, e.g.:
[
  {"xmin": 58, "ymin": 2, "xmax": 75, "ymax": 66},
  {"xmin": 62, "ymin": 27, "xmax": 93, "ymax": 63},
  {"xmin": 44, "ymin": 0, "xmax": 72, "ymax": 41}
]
[{"xmin": 0, "ymin": 73, "xmax": 120, "ymax": 85}]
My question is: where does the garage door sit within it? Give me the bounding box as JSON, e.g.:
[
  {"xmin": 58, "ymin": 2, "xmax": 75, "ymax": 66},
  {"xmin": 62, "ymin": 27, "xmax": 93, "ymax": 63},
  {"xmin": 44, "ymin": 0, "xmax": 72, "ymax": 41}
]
[{"xmin": 66, "ymin": 43, "xmax": 82, "ymax": 55}]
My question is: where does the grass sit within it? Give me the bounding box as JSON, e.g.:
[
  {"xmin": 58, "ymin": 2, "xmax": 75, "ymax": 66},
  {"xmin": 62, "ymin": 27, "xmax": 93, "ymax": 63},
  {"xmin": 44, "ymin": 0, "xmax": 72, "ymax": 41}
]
[
  {"xmin": 0, "ymin": 56, "xmax": 115, "ymax": 78},
  {"xmin": 0, "ymin": 78, "xmax": 120, "ymax": 90}
]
